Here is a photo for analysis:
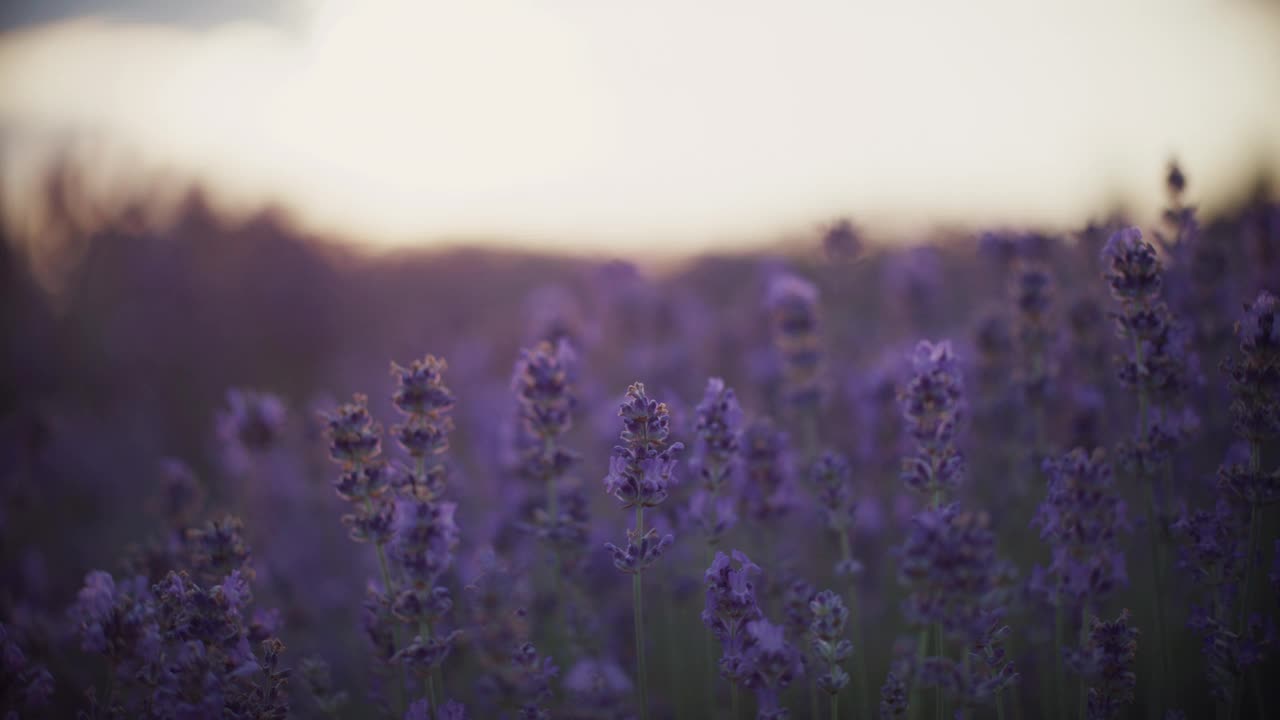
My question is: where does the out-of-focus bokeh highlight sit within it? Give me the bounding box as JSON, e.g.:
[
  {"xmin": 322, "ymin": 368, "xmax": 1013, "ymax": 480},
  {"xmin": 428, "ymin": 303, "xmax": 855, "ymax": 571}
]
[{"xmin": 1, "ymin": 0, "xmax": 1278, "ymax": 255}]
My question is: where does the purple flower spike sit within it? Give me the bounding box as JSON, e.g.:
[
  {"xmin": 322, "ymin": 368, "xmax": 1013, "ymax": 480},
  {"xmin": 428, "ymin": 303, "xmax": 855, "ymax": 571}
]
[
  {"xmin": 899, "ymin": 340, "xmax": 966, "ymax": 499},
  {"xmin": 604, "ymin": 383, "xmax": 684, "ymax": 511},
  {"xmin": 1068, "ymin": 609, "xmax": 1138, "ymax": 720},
  {"xmin": 1222, "ymin": 291, "xmax": 1280, "ymax": 446},
  {"xmin": 1101, "ymin": 228, "xmax": 1162, "ymax": 304},
  {"xmin": 767, "ymin": 272, "xmax": 825, "ymax": 409},
  {"xmin": 702, "ymin": 550, "xmax": 764, "ymax": 686},
  {"xmin": 1032, "ymin": 448, "xmax": 1130, "ymax": 607},
  {"xmin": 693, "ymin": 377, "xmax": 743, "ymax": 494}
]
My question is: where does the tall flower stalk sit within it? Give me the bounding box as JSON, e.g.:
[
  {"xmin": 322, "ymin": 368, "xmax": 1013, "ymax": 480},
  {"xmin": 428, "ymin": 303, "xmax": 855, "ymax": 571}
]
[
  {"xmin": 897, "ymin": 340, "xmax": 967, "ymax": 720},
  {"xmin": 810, "ymin": 451, "xmax": 869, "ymax": 717},
  {"xmin": 767, "ymin": 272, "xmax": 825, "ymax": 449},
  {"xmin": 387, "ymin": 356, "xmax": 462, "ymax": 714},
  {"xmin": 1032, "ymin": 449, "xmax": 1130, "ymax": 720},
  {"xmin": 603, "ymin": 382, "xmax": 683, "ymax": 720},
  {"xmin": 1212, "ymin": 290, "xmax": 1279, "ymax": 717},
  {"xmin": 1065, "ymin": 610, "xmax": 1138, "ymax": 720},
  {"xmin": 1101, "ymin": 226, "xmax": 1195, "ymax": 709},
  {"xmin": 324, "ymin": 355, "xmax": 463, "ymax": 718},
  {"xmin": 691, "ymin": 378, "xmax": 744, "ymax": 714},
  {"xmin": 511, "ymin": 340, "xmax": 583, "ymax": 656},
  {"xmin": 690, "ymin": 377, "xmax": 743, "ymax": 552}
]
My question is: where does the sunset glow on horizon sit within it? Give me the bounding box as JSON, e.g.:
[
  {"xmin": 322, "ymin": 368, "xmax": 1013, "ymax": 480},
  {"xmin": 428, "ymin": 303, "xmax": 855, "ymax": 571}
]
[{"xmin": 1, "ymin": 0, "xmax": 1279, "ymax": 254}]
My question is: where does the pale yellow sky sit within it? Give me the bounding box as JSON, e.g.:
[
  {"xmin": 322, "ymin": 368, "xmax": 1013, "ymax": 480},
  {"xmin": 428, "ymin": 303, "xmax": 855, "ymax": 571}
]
[{"xmin": 1, "ymin": 0, "xmax": 1278, "ymax": 253}]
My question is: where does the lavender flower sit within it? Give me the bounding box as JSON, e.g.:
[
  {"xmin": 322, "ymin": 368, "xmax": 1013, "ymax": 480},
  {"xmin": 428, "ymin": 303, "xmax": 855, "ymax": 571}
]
[
  {"xmin": 898, "ymin": 504, "xmax": 1010, "ymax": 644},
  {"xmin": 512, "ymin": 340, "xmax": 587, "ymax": 550},
  {"xmin": 390, "ymin": 355, "xmax": 456, "ymax": 500},
  {"xmin": 1010, "ymin": 261, "xmax": 1056, "ymax": 406},
  {"xmin": 1, "ymin": 623, "xmax": 54, "ymax": 715},
  {"xmin": 604, "ymin": 382, "xmax": 682, "ymax": 720},
  {"xmin": 1031, "ymin": 448, "xmax": 1130, "ymax": 607},
  {"xmin": 387, "ymin": 356, "xmax": 462, "ymax": 689},
  {"xmin": 743, "ymin": 619, "xmax": 803, "ymax": 719},
  {"xmin": 511, "ymin": 641, "xmax": 559, "ymax": 720},
  {"xmin": 1185, "ymin": 606, "xmax": 1274, "ymax": 704},
  {"xmin": 809, "ymin": 451, "xmax": 861, "ymax": 576},
  {"xmin": 1101, "ymin": 227, "xmax": 1162, "ymax": 305},
  {"xmin": 216, "ymin": 388, "xmax": 287, "ymax": 471},
  {"xmin": 702, "ymin": 550, "xmax": 765, "ymax": 687},
  {"xmin": 898, "ymin": 340, "xmax": 966, "ymax": 501},
  {"xmin": 822, "ymin": 218, "xmax": 863, "ymax": 262},
  {"xmin": 767, "ymin": 272, "xmax": 825, "ymax": 411},
  {"xmin": 741, "ymin": 418, "xmax": 794, "ymax": 522},
  {"xmin": 70, "ymin": 517, "xmax": 289, "ymax": 719},
  {"xmin": 602, "ymin": 382, "xmax": 682, "ymax": 573},
  {"xmin": 512, "ymin": 339, "xmax": 577, "ymax": 443},
  {"xmin": 878, "ymin": 670, "xmax": 908, "ymax": 719},
  {"xmin": 808, "ymin": 590, "xmax": 853, "ymax": 696},
  {"xmin": 1067, "ymin": 610, "xmax": 1138, "ymax": 720},
  {"xmin": 1219, "ymin": 291, "xmax": 1280, "ymax": 503},
  {"xmin": 300, "ymin": 655, "xmax": 350, "ymax": 716},
  {"xmin": 692, "ymin": 377, "xmax": 743, "ymax": 495}
]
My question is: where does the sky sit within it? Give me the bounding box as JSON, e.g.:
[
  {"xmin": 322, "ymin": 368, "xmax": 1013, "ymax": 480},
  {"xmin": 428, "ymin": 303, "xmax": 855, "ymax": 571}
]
[{"xmin": 1, "ymin": 0, "xmax": 1278, "ymax": 254}]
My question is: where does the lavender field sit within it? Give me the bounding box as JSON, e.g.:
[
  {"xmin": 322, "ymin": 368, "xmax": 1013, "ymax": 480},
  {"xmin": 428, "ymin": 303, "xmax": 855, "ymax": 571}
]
[{"xmin": 2, "ymin": 166, "xmax": 1279, "ymax": 720}]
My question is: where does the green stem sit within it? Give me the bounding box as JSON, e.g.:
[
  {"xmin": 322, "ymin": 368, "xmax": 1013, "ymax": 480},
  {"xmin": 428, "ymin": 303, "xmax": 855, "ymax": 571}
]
[
  {"xmin": 368, "ymin": 510, "xmax": 406, "ymax": 716},
  {"xmin": 731, "ymin": 683, "xmax": 742, "ymax": 720},
  {"xmin": 1078, "ymin": 601, "xmax": 1090, "ymax": 720},
  {"xmin": 934, "ymin": 622, "xmax": 943, "ymax": 720},
  {"xmin": 831, "ymin": 692, "xmax": 839, "ymax": 720},
  {"xmin": 634, "ymin": 506, "xmax": 650, "ymax": 720},
  {"xmin": 1233, "ymin": 443, "xmax": 1262, "ymax": 720},
  {"xmin": 842, "ymin": 567, "xmax": 870, "ymax": 720},
  {"xmin": 909, "ymin": 629, "xmax": 928, "ymax": 720},
  {"xmin": 996, "ymin": 691, "xmax": 1006, "ymax": 720},
  {"xmin": 1133, "ymin": 338, "xmax": 1169, "ymax": 717},
  {"xmin": 420, "ymin": 622, "xmax": 439, "ymax": 715},
  {"xmin": 1055, "ymin": 605, "xmax": 1066, "ymax": 720}
]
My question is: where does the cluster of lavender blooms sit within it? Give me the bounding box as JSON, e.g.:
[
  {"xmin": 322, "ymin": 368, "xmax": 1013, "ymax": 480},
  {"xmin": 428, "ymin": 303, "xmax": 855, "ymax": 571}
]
[
  {"xmin": 897, "ymin": 341, "xmax": 966, "ymax": 501},
  {"xmin": 323, "ymin": 356, "xmax": 463, "ymax": 717},
  {"xmin": 7, "ymin": 163, "xmax": 1280, "ymax": 720},
  {"xmin": 689, "ymin": 378, "xmax": 744, "ymax": 547},
  {"xmin": 1031, "ymin": 449, "xmax": 1130, "ymax": 610},
  {"xmin": 1, "ymin": 623, "xmax": 54, "ymax": 716},
  {"xmin": 602, "ymin": 383, "xmax": 683, "ymax": 573},
  {"xmin": 69, "ymin": 512, "xmax": 289, "ymax": 718},
  {"xmin": 1171, "ymin": 291, "xmax": 1280, "ymax": 709},
  {"xmin": 1066, "ymin": 609, "xmax": 1139, "ymax": 720},
  {"xmin": 1101, "ymin": 227, "xmax": 1201, "ymax": 479},
  {"xmin": 510, "ymin": 340, "xmax": 588, "ymax": 553},
  {"xmin": 701, "ymin": 550, "xmax": 803, "ymax": 719},
  {"xmin": 766, "ymin": 273, "xmax": 824, "ymax": 414},
  {"xmin": 809, "ymin": 452, "xmax": 861, "ymax": 577},
  {"xmin": 893, "ymin": 340, "xmax": 1019, "ymax": 716}
]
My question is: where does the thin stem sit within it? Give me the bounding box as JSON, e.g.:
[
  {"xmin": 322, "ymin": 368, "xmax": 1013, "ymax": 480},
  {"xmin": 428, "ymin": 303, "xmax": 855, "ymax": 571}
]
[
  {"xmin": 909, "ymin": 629, "xmax": 928, "ymax": 720},
  {"xmin": 996, "ymin": 691, "xmax": 1006, "ymax": 720},
  {"xmin": 366, "ymin": 501, "xmax": 406, "ymax": 717},
  {"xmin": 731, "ymin": 682, "xmax": 742, "ymax": 720},
  {"xmin": 841, "ymin": 563, "xmax": 871, "ymax": 720},
  {"xmin": 633, "ymin": 506, "xmax": 650, "ymax": 720},
  {"xmin": 831, "ymin": 692, "xmax": 840, "ymax": 720},
  {"xmin": 1133, "ymin": 337, "xmax": 1170, "ymax": 716},
  {"xmin": 1233, "ymin": 442, "xmax": 1262, "ymax": 720},
  {"xmin": 1055, "ymin": 605, "xmax": 1066, "ymax": 720},
  {"xmin": 1078, "ymin": 601, "xmax": 1090, "ymax": 720},
  {"xmin": 540, "ymin": 436, "xmax": 568, "ymax": 665},
  {"xmin": 933, "ymin": 622, "xmax": 943, "ymax": 720}
]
